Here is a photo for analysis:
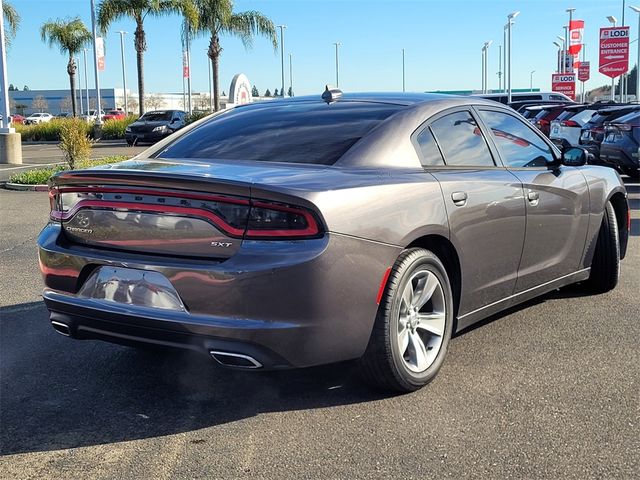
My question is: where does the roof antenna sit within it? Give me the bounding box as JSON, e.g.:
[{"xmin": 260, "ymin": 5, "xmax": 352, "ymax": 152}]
[{"xmin": 322, "ymin": 85, "xmax": 343, "ymax": 104}]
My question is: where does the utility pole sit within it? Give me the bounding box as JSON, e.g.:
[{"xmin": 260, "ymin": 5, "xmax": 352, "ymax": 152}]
[{"xmin": 334, "ymin": 42, "xmax": 341, "ymax": 88}]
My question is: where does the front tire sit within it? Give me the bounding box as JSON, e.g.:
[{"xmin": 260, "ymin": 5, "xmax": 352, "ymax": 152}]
[
  {"xmin": 587, "ymin": 201, "xmax": 620, "ymax": 293},
  {"xmin": 359, "ymin": 248, "xmax": 454, "ymax": 393}
]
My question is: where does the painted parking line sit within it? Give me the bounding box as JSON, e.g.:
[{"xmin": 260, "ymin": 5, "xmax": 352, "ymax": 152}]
[{"xmin": 0, "ymin": 162, "xmax": 64, "ymax": 171}]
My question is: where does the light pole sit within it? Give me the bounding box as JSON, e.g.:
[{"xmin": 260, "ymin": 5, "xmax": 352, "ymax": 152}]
[
  {"xmin": 567, "ymin": 8, "xmax": 575, "ymax": 72},
  {"xmin": 334, "ymin": 42, "xmax": 341, "ymax": 88},
  {"xmin": 90, "ymin": 0, "xmax": 103, "ymax": 126},
  {"xmin": 507, "ymin": 11, "xmax": 520, "ymax": 103},
  {"xmin": 208, "ymin": 54, "xmax": 213, "ymax": 110},
  {"xmin": 630, "ymin": 6, "xmax": 640, "ymax": 102},
  {"xmin": 277, "ymin": 25, "xmax": 286, "ymax": 96},
  {"xmin": 503, "ymin": 25, "xmax": 507, "ymax": 93},
  {"xmin": 77, "ymin": 56, "xmax": 83, "ymax": 115},
  {"xmin": 556, "ymin": 36, "xmax": 566, "ymax": 73},
  {"xmin": 497, "ymin": 44, "xmax": 502, "ymax": 92},
  {"xmin": 553, "ymin": 41, "xmax": 562, "ymax": 72},
  {"xmin": 117, "ymin": 31, "xmax": 128, "ymax": 114},
  {"xmin": 0, "ymin": 1, "xmax": 12, "ymax": 131},
  {"xmin": 608, "ymin": 16, "xmax": 618, "ymax": 101},
  {"xmin": 83, "ymin": 49, "xmax": 89, "ymax": 114},
  {"xmin": 289, "ymin": 53, "xmax": 293, "ymax": 96},
  {"xmin": 402, "ymin": 48, "xmax": 405, "ymax": 92},
  {"xmin": 481, "ymin": 41, "xmax": 492, "ymax": 94},
  {"xmin": 530, "ymin": 70, "xmax": 535, "ymax": 91}
]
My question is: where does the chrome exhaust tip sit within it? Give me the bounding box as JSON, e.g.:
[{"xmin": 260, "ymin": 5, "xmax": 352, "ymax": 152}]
[
  {"xmin": 51, "ymin": 320, "xmax": 71, "ymax": 337},
  {"xmin": 210, "ymin": 351, "xmax": 262, "ymax": 369}
]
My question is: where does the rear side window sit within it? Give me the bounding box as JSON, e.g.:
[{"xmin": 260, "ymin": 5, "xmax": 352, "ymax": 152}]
[
  {"xmin": 479, "ymin": 110, "xmax": 554, "ymax": 168},
  {"xmin": 158, "ymin": 101, "xmax": 402, "ymax": 165},
  {"xmin": 415, "ymin": 128, "xmax": 445, "ymax": 166},
  {"xmin": 430, "ymin": 111, "xmax": 495, "ymax": 167}
]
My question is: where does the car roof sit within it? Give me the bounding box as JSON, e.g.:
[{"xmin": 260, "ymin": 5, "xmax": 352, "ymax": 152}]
[{"xmin": 252, "ymin": 92, "xmax": 467, "ymax": 107}]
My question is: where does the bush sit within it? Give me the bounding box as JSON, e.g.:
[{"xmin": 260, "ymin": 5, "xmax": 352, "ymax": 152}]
[
  {"xmin": 58, "ymin": 118, "xmax": 92, "ymax": 169},
  {"xmin": 101, "ymin": 115, "xmax": 138, "ymax": 139},
  {"xmin": 185, "ymin": 110, "xmax": 212, "ymax": 125},
  {"xmin": 16, "ymin": 118, "xmax": 93, "ymax": 142},
  {"xmin": 8, "ymin": 155, "xmax": 129, "ymax": 185}
]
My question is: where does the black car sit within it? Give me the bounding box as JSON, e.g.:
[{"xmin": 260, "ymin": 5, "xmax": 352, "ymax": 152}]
[
  {"xmin": 125, "ymin": 110, "xmax": 187, "ymax": 145},
  {"xmin": 579, "ymin": 105, "xmax": 640, "ymax": 161},
  {"xmin": 600, "ymin": 110, "xmax": 640, "ymax": 179}
]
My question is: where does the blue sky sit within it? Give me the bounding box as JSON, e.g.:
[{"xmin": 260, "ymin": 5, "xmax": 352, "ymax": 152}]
[{"xmin": 5, "ymin": 0, "xmax": 630, "ymax": 96}]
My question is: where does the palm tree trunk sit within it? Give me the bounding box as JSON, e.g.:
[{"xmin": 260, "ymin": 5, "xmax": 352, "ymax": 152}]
[
  {"xmin": 67, "ymin": 56, "xmax": 77, "ymax": 117},
  {"xmin": 209, "ymin": 33, "xmax": 222, "ymax": 112},
  {"xmin": 134, "ymin": 17, "xmax": 146, "ymax": 117}
]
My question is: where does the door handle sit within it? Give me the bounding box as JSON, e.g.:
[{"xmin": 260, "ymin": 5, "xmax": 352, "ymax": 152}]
[
  {"xmin": 451, "ymin": 191, "xmax": 468, "ymax": 206},
  {"xmin": 527, "ymin": 191, "xmax": 540, "ymax": 205}
]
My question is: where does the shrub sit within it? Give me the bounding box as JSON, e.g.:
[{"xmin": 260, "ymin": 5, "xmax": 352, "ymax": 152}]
[
  {"xmin": 9, "ymin": 155, "xmax": 129, "ymax": 185},
  {"xmin": 58, "ymin": 118, "xmax": 93, "ymax": 169},
  {"xmin": 101, "ymin": 115, "xmax": 138, "ymax": 139},
  {"xmin": 185, "ymin": 110, "xmax": 212, "ymax": 125},
  {"xmin": 15, "ymin": 118, "xmax": 93, "ymax": 141}
]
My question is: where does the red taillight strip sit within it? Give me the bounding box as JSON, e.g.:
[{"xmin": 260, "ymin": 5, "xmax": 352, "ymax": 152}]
[
  {"xmin": 376, "ymin": 268, "xmax": 392, "ymax": 305},
  {"xmin": 52, "ymin": 200, "xmax": 246, "ymax": 238},
  {"xmin": 246, "ymin": 201, "xmax": 320, "ymax": 237},
  {"xmin": 53, "ymin": 186, "xmax": 250, "ymax": 206}
]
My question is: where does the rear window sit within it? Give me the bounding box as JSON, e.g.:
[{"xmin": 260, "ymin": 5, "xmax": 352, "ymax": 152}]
[{"xmin": 159, "ymin": 101, "xmax": 402, "ymax": 165}]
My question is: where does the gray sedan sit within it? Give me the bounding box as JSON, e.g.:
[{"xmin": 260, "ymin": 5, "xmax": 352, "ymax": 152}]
[{"xmin": 38, "ymin": 90, "xmax": 629, "ymax": 392}]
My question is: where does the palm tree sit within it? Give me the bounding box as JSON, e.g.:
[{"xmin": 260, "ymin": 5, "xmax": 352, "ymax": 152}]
[
  {"xmin": 195, "ymin": 0, "xmax": 277, "ymax": 111},
  {"xmin": 3, "ymin": 1, "xmax": 21, "ymax": 48},
  {"xmin": 40, "ymin": 18, "xmax": 92, "ymax": 117},
  {"xmin": 98, "ymin": 0, "xmax": 198, "ymax": 117}
]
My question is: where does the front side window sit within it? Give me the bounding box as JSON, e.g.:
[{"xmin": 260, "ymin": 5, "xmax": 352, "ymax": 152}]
[
  {"xmin": 429, "ymin": 111, "xmax": 495, "ymax": 167},
  {"xmin": 479, "ymin": 110, "xmax": 554, "ymax": 168}
]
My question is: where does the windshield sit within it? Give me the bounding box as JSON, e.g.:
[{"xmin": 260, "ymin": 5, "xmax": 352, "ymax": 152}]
[
  {"xmin": 107, "ymin": 110, "xmax": 120, "ymax": 115},
  {"xmin": 158, "ymin": 101, "xmax": 402, "ymax": 165},
  {"xmin": 141, "ymin": 111, "xmax": 173, "ymax": 121}
]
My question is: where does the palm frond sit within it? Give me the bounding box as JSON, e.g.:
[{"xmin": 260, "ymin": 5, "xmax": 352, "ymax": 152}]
[
  {"xmin": 40, "ymin": 17, "xmax": 93, "ymax": 56},
  {"xmin": 3, "ymin": 1, "xmax": 20, "ymax": 39},
  {"xmin": 193, "ymin": 0, "xmax": 233, "ymax": 36},
  {"xmin": 97, "ymin": 0, "xmax": 144, "ymax": 32},
  {"xmin": 223, "ymin": 11, "xmax": 277, "ymax": 51}
]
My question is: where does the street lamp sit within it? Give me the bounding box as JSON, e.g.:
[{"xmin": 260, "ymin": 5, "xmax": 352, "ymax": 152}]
[
  {"xmin": 277, "ymin": 25, "xmax": 286, "ymax": 96},
  {"xmin": 334, "ymin": 42, "xmax": 341, "ymax": 88},
  {"xmin": 566, "ymin": 8, "xmax": 576, "ymax": 74},
  {"xmin": 117, "ymin": 31, "xmax": 128, "ymax": 114},
  {"xmin": 482, "ymin": 41, "xmax": 492, "ymax": 94},
  {"xmin": 630, "ymin": 5, "xmax": 640, "ymax": 102},
  {"xmin": 83, "ymin": 49, "xmax": 89, "ymax": 115},
  {"xmin": 556, "ymin": 36, "xmax": 566, "ymax": 73},
  {"xmin": 90, "ymin": 0, "xmax": 103, "ymax": 126},
  {"xmin": 553, "ymin": 41, "xmax": 562, "ymax": 73},
  {"xmin": 607, "ymin": 16, "xmax": 618, "ymax": 101},
  {"xmin": 289, "ymin": 53, "xmax": 293, "ymax": 97},
  {"xmin": 607, "ymin": 15, "xmax": 618, "ymax": 26},
  {"xmin": 530, "ymin": 70, "xmax": 535, "ymax": 92},
  {"xmin": 402, "ymin": 49, "xmax": 405, "ymax": 92},
  {"xmin": 507, "ymin": 11, "xmax": 520, "ymax": 103}
]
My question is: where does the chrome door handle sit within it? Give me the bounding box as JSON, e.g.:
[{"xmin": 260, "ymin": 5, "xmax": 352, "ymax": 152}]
[
  {"xmin": 527, "ymin": 191, "xmax": 540, "ymax": 205},
  {"xmin": 451, "ymin": 191, "xmax": 468, "ymax": 206}
]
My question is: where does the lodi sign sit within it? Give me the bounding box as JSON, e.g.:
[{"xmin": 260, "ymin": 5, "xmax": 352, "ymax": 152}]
[
  {"xmin": 578, "ymin": 62, "xmax": 590, "ymax": 82},
  {"xmin": 599, "ymin": 27, "xmax": 629, "ymax": 78},
  {"xmin": 552, "ymin": 73, "xmax": 576, "ymax": 100}
]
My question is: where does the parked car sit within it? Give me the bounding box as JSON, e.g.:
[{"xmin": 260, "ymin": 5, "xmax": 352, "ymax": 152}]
[
  {"xmin": 549, "ymin": 104, "xmax": 598, "ymax": 148},
  {"xmin": 475, "ymin": 91, "xmax": 574, "ymax": 104},
  {"xmin": 599, "ymin": 110, "xmax": 640, "ymax": 178},
  {"xmin": 39, "ymin": 91, "xmax": 629, "ymax": 392},
  {"xmin": 526, "ymin": 105, "xmax": 569, "ymax": 137},
  {"xmin": 81, "ymin": 109, "xmax": 105, "ymax": 122},
  {"xmin": 579, "ymin": 105, "xmax": 640, "ymax": 161},
  {"xmin": 56, "ymin": 112, "xmax": 73, "ymax": 119},
  {"xmin": 509, "ymin": 99, "xmax": 574, "ymax": 113},
  {"xmin": 103, "ymin": 109, "xmax": 126, "ymax": 121},
  {"xmin": 11, "ymin": 114, "xmax": 24, "ymax": 124},
  {"xmin": 125, "ymin": 110, "xmax": 186, "ymax": 145},
  {"xmin": 24, "ymin": 112, "xmax": 53, "ymax": 125}
]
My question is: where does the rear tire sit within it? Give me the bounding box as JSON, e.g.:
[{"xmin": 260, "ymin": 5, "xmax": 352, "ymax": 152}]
[
  {"xmin": 587, "ymin": 201, "xmax": 620, "ymax": 293},
  {"xmin": 359, "ymin": 248, "xmax": 454, "ymax": 393}
]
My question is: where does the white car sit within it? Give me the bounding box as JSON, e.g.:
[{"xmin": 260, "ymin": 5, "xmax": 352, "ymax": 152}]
[
  {"xmin": 81, "ymin": 109, "xmax": 105, "ymax": 122},
  {"xmin": 549, "ymin": 105, "xmax": 597, "ymax": 148},
  {"xmin": 24, "ymin": 112, "xmax": 53, "ymax": 125}
]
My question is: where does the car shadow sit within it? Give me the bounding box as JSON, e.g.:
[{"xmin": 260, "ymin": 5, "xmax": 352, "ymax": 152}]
[{"xmin": 0, "ymin": 301, "xmax": 393, "ymax": 456}]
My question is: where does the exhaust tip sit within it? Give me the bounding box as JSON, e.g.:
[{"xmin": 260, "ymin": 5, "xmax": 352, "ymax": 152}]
[
  {"xmin": 51, "ymin": 320, "xmax": 71, "ymax": 337},
  {"xmin": 210, "ymin": 350, "xmax": 262, "ymax": 369}
]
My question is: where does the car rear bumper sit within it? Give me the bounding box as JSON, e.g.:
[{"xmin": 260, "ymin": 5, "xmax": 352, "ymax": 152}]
[
  {"xmin": 125, "ymin": 131, "xmax": 169, "ymax": 143},
  {"xmin": 599, "ymin": 145, "xmax": 639, "ymax": 170},
  {"xmin": 38, "ymin": 223, "xmax": 401, "ymax": 369}
]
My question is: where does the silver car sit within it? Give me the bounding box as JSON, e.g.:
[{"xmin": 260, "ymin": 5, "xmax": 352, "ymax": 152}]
[{"xmin": 38, "ymin": 91, "xmax": 629, "ymax": 392}]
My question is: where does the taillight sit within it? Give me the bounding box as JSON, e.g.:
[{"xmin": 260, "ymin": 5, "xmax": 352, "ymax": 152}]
[
  {"xmin": 246, "ymin": 201, "xmax": 321, "ymax": 238},
  {"xmin": 561, "ymin": 120, "xmax": 580, "ymax": 127}
]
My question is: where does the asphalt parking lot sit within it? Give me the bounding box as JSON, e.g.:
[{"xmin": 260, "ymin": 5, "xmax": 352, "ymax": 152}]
[
  {"xmin": 0, "ymin": 178, "xmax": 638, "ymax": 479},
  {"xmin": 0, "ymin": 141, "xmax": 146, "ymax": 182}
]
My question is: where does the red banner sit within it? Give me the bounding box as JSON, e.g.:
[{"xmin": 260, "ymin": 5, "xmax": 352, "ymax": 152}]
[
  {"xmin": 182, "ymin": 51, "xmax": 190, "ymax": 78},
  {"xmin": 96, "ymin": 37, "xmax": 105, "ymax": 72},
  {"xmin": 578, "ymin": 62, "xmax": 590, "ymax": 82},
  {"xmin": 552, "ymin": 73, "xmax": 576, "ymax": 100},
  {"xmin": 569, "ymin": 20, "xmax": 584, "ymax": 55},
  {"xmin": 599, "ymin": 27, "xmax": 630, "ymax": 78}
]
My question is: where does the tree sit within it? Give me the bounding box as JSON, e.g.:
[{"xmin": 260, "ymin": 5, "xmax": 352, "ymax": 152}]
[
  {"xmin": 287, "ymin": 86, "xmax": 293, "ymax": 97},
  {"xmin": 60, "ymin": 96, "xmax": 73, "ymax": 113},
  {"xmin": 8, "ymin": 84, "xmax": 15, "ymax": 91},
  {"xmin": 197, "ymin": 93, "xmax": 211, "ymax": 110},
  {"xmin": 273, "ymin": 88, "xmax": 279, "ymax": 97},
  {"xmin": 127, "ymin": 95, "xmax": 139, "ymax": 115},
  {"xmin": 98, "ymin": 0, "xmax": 198, "ymax": 117},
  {"xmin": 40, "ymin": 17, "xmax": 92, "ymax": 117},
  {"xmin": 14, "ymin": 103, "xmax": 27, "ymax": 115},
  {"xmin": 22, "ymin": 85, "xmax": 29, "ymax": 91},
  {"xmin": 252, "ymin": 85, "xmax": 259, "ymax": 97},
  {"xmin": 145, "ymin": 94, "xmax": 165, "ymax": 110},
  {"xmin": 3, "ymin": 1, "xmax": 20, "ymax": 48},
  {"xmin": 195, "ymin": 0, "xmax": 277, "ymax": 111},
  {"xmin": 264, "ymin": 89, "xmax": 271, "ymax": 97},
  {"xmin": 32, "ymin": 96, "xmax": 49, "ymax": 112}
]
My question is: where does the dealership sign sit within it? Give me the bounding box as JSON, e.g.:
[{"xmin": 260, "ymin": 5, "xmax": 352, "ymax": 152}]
[
  {"xmin": 578, "ymin": 62, "xmax": 590, "ymax": 82},
  {"xmin": 599, "ymin": 27, "xmax": 629, "ymax": 78},
  {"xmin": 551, "ymin": 73, "xmax": 576, "ymax": 100},
  {"xmin": 228, "ymin": 73, "xmax": 252, "ymax": 106},
  {"xmin": 182, "ymin": 51, "xmax": 190, "ymax": 78}
]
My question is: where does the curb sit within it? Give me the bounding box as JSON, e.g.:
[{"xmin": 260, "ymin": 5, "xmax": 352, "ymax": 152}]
[{"xmin": 3, "ymin": 182, "xmax": 49, "ymax": 191}]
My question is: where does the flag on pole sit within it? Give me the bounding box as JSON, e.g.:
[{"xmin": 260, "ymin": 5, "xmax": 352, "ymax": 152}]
[{"xmin": 569, "ymin": 20, "xmax": 584, "ymax": 55}]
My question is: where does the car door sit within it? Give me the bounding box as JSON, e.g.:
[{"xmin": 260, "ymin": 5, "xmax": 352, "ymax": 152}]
[
  {"xmin": 415, "ymin": 108, "xmax": 526, "ymax": 321},
  {"xmin": 476, "ymin": 107, "xmax": 590, "ymax": 293}
]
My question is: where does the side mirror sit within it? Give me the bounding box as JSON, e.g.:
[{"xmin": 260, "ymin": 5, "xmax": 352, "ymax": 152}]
[{"xmin": 561, "ymin": 147, "xmax": 588, "ymax": 167}]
